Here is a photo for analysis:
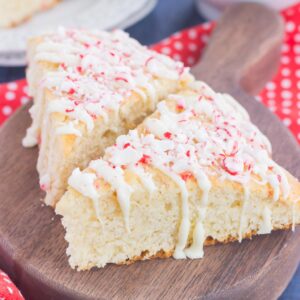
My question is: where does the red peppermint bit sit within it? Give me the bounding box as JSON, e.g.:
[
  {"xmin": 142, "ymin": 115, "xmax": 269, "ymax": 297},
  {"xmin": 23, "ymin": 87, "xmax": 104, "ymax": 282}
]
[
  {"xmin": 176, "ymin": 104, "xmax": 184, "ymax": 111},
  {"xmin": 139, "ymin": 154, "xmax": 151, "ymax": 165},
  {"xmin": 65, "ymin": 108, "xmax": 74, "ymax": 113},
  {"xmin": 40, "ymin": 183, "xmax": 48, "ymax": 191},
  {"xmin": 145, "ymin": 56, "xmax": 154, "ymax": 67},
  {"xmin": 123, "ymin": 143, "xmax": 131, "ymax": 149},
  {"xmin": 77, "ymin": 66, "xmax": 83, "ymax": 73},
  {"xmin": 121, "ymin": 165, "xmax": 127, "ymax": 170},
  {"xmin": 277, "ymin": 175, "xmax": 282, "ymax": 182},
  {"xmin": 110, "ymin": 51, "xmax": 116, "ymax": 57},
  {"xmin": 79, "ymin": 54, "xmax": 84, "ymax": 59},
  {"xmin": 96, "ymin": 40, "xmax": 101, "ymax": 46},
  {"xmin": 180, "ymin": 171, "xmax": 193, "ymax": 181},
  {"xmin": 221, "ymin": 157, "xmax": 238, "ymax": 176},
  {"xmin": 83, "ymin": 42, "xmax": 90, "ymax": 48},
  {"xmin": 94, "ymin": 181, "xmax": 100, "ymax": 189},
  {"xmin": 186, "ymin": 150, "xmax": 190, "ymax": 157},
  {"xmin": 244, "ymin": 161, "xmax": 252, "ymax": 171},
  {"xmin": 229, "ymin": 141, "xmax": 238, "ymax": 156},
  {"xmin": 164, "ymin": 132, "xmax": 172, "ymax": 139},
  {"xmin": 115, "ymin": 77, "xmax": 128, "ymax": 83},
  {"xmin": 61, "ymin": 63, "xmax": 67, "ymax": 70},
  {"xmin": 206, "ymin": 95, "xmax": 213, "ymax": 101},
  {"xmin": 68, "ymin": 88, "xmax": 76, "ymax": 95},
  {"xmin": 74, "ymin": 100, "xmax": 80, "ymax": 106},
  {"xmin": 123, "ymin": 52, "xmax": 131, "ymax": 58},
  {"xmin": 198, "ymin": 95, "xmax": 204, "ymax": 101}
]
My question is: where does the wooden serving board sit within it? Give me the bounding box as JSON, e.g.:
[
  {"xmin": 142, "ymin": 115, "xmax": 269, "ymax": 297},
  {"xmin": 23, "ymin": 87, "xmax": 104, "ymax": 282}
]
[{"xmin": 1, "ymin": 3, "xmax": 300, "ymax": 300}]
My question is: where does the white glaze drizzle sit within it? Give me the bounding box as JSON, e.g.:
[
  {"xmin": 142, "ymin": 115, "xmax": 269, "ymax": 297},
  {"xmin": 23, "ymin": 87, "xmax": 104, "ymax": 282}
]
[
  {"xmin": 68, "ymin": 82, "xmax": 291, "ymax": 258},
  {"xmin": 258, "ymin": 206, "xmax": 272, "ymax": 234}
]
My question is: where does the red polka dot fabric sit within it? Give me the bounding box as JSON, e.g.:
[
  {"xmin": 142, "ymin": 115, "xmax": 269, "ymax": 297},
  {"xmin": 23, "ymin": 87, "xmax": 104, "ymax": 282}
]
[{"xmin": 0, "ymin": 270, "xmax": 24, "ymax": 300}]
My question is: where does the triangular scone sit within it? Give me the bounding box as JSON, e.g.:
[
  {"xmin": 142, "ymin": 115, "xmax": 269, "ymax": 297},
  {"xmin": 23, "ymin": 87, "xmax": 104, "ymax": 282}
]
[
  {"xmin": 56, "ymin": 81, "xmax": 300, "ymax": 270},
  {"xmin": 23, "ymin": 28, "xmax": 193, "ymax": 206}
]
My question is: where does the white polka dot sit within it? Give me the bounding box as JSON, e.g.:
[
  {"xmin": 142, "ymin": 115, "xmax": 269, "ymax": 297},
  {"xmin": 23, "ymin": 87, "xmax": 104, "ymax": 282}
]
[
  {"xmin": 267, "ymin": 91, "xmax": 275, "ymax": 98},
  {"xmin": 282, "ymin": 44, "xmax": 290, "ymax": 53},
  {"xmin": 266, "ymin": 82, "xmax": 276, "ymax": 90},
  {"xmin": 3, "ymin": 277, "xmax": 11, "ymax": 284},
  {"xmin": 297, "ymin": 133, "xmax": 300, "ymax": 140},
  {"xmin": 7, "ymin": 286, "xmax": 13, "ymax": 295},
  {"xmin": 202, "ymin": 22, "xmax": 211, "ymax": 30},
  {"xmin": 161, "ymin": 47, "xmax": 171, "ymax": 55},
  {"xmin": 281, "ymin": 90, "xmax": 292, "ymax": 99},
  {"xmin": 188, "ymin": 43, "xmax": 197, "ymax": 52},
  {"xmin": 296, "ymin": 69, "xmax": 300, "ymax": 78},
  {"xmin": 286, "ymin": 21, "xmax": 296, "ymax": 32},
  {"xmin": 281, "ymin": 79, "xmax": 292, "ymax": 89},
  {"xmin": 297, "ymin": 93, "xmax": 300, "ymax": 100},
  {"xmin": 295, "ymin": 33, "xmax": 300, "ymax": 42},
  {"xmin": 269, "ymin": 106, "xmax": 276, "ymax": 112},
  {"xmin": 282, "ymin": 100, "xmax": 292, "ymax": 107},
  {"xmin": 255, "ymin": 95, "xmax": 262, "ymax": 102},
  {"xmin": 187, "ymin": 56, "xmax": 195, "ymax": 65},
  {"xmin": 174, "ymin": 41, "xmax": 183, "ymax": 50},
  {"xmin": 162, "ymin": 38, "xmax": 170, "ymax": 45},
  {"xmin": 281, "ymin": 56, "xmax": 290, "ymax": 64},
  {"xmin": 201, "ymin": 35, "xmax": 209, "ymax": 43},
  {"xmin": 188, "ymin": 30, "xmax": 197, "ymax": 39},
  {"xmin": 283, "ymin": 118, "xmax": 291, "ymax": 127},
  {"xmin": 298, "ymin": 81, "xmax": 300, "ymax": 89},
  {"xmin": 5, "ymin": 91, "xmax": 15, "ymax": 101},
  {"xmin": 297, "ymin": 118, "xmax": 300, "ymax": 125},
  {"xmin": 7, "ymin": 82, "xmax": 17, "ymax": 90},
  {"xmin": 282, "ymin": 68, "xmax": 290, "ymax": 76},
  {"xmin": 294, "ymin": 45, "xmax": 300, "ymax": 54},
  {"xmin": 23, "ymin": 85, "xmax": 29, "ymax": 95},
  {"xmin": 21, "ymin": 96, "xmax": 30, "ymax": 104},
  {"xmin": 297, "ymin": 101, "xmax": 300, "ymax": 108},
  {"xmin": 282, "ymin": 108, "xmax": 291, "ymax": 115},
  {"xmin": 295, "ymin": 56, "xmax": 300, "ymax": 65},
  {"xmin": 172, "ymin": 32, "xmax": 182, "ymax": 39},
  {"xmin": 2, "ymin": 105, "xmax": 12, "ymax": 116},
  {"xmin": 172, "ymin": 54, "xmax": 182, "ymax": 61}
]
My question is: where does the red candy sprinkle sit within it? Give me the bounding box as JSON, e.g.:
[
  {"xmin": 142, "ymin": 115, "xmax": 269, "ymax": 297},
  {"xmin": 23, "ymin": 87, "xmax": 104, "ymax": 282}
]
[
  {"xmin": 186, "ymin": 150, "xmax": 190, "ymax": 157},
  {"xmin": 180, "ymin": 171, "xmax": 193, "ymax": 181},
  {"xmin": 139, "ymin": 154, "xmax": 151, "ymax": 164},
  {"xmin": 68, "ymin": 88, "xmax": 75, "ymax": 95},
  {"xmin": 164, "ymin": 132, "xmax": 172, "ymax": 139},
  {"xmin": 123, "ymin": 143, "xmax": 131, "ymax": 149},
  {"xmin": 115, "ymin": 77, "xmax": 128, "ymax": 83},
  {"xmin": 65, "ymin": 108, "xmax": 74, "ymax": 113}
]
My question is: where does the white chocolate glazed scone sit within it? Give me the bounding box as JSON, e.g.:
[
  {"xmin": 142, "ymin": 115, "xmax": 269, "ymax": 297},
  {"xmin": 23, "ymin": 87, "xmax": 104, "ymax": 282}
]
[
  {"xmin": 23, "ymin": 28, "xmax": 193, "ymax": 206},
  {"xmin": 0, "ymin": 0, "xmax": 60, "ymax": 28},
  {"xmin": 56, "ymin": 81, "xmax": 300, "ymax": 270}
]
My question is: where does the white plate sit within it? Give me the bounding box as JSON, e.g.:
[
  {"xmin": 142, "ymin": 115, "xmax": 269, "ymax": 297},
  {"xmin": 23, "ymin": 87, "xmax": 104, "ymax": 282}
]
[{"xmin": 0, "ymin": 0, "xmax": 157, "ymax": 66}]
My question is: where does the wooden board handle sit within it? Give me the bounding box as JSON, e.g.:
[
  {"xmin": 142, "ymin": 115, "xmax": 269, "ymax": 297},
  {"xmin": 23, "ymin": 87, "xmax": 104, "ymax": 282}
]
[{"xmin": 192, "ymin": 2, "xmax": 284, "ymax": 95}]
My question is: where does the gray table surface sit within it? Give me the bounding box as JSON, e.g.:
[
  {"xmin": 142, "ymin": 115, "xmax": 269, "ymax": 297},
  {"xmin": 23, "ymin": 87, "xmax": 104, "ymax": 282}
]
[{"xmin": 0, "ymin": 0, "xmax": 299, "ymax": 298}]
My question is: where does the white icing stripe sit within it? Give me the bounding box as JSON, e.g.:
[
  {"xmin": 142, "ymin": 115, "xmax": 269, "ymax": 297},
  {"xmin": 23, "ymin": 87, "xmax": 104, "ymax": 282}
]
[
  {"xmin": 258, "ymin": 206, "xmax": 272, "ymax": 234},
  {"xmin": 185, "ymin": 170, "xmax": 211, "ymax": 258},
  {"xmin": 90, "ymin": 160, "xmax": 133, "ymax": 232},
  {"xmin": 128, "ymin": 166, "xmax": 156, "ymax": 195},
  {"xmin": 68, "ymin": 168, "xmax": 102, "ymax": 223},
  {"xmin": 155, "ymin": 165, "xmax": 190, "ymax": 259},
  {"xmin": 238, "ymin": 185, "xmax": 250, "ymax": 242}
]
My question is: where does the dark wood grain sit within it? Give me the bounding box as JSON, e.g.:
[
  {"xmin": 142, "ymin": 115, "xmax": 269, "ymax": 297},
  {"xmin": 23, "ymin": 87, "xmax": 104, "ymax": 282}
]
[{"xmin": 0, "ymin": 3, "xmax": 300, "ymax": 300}]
